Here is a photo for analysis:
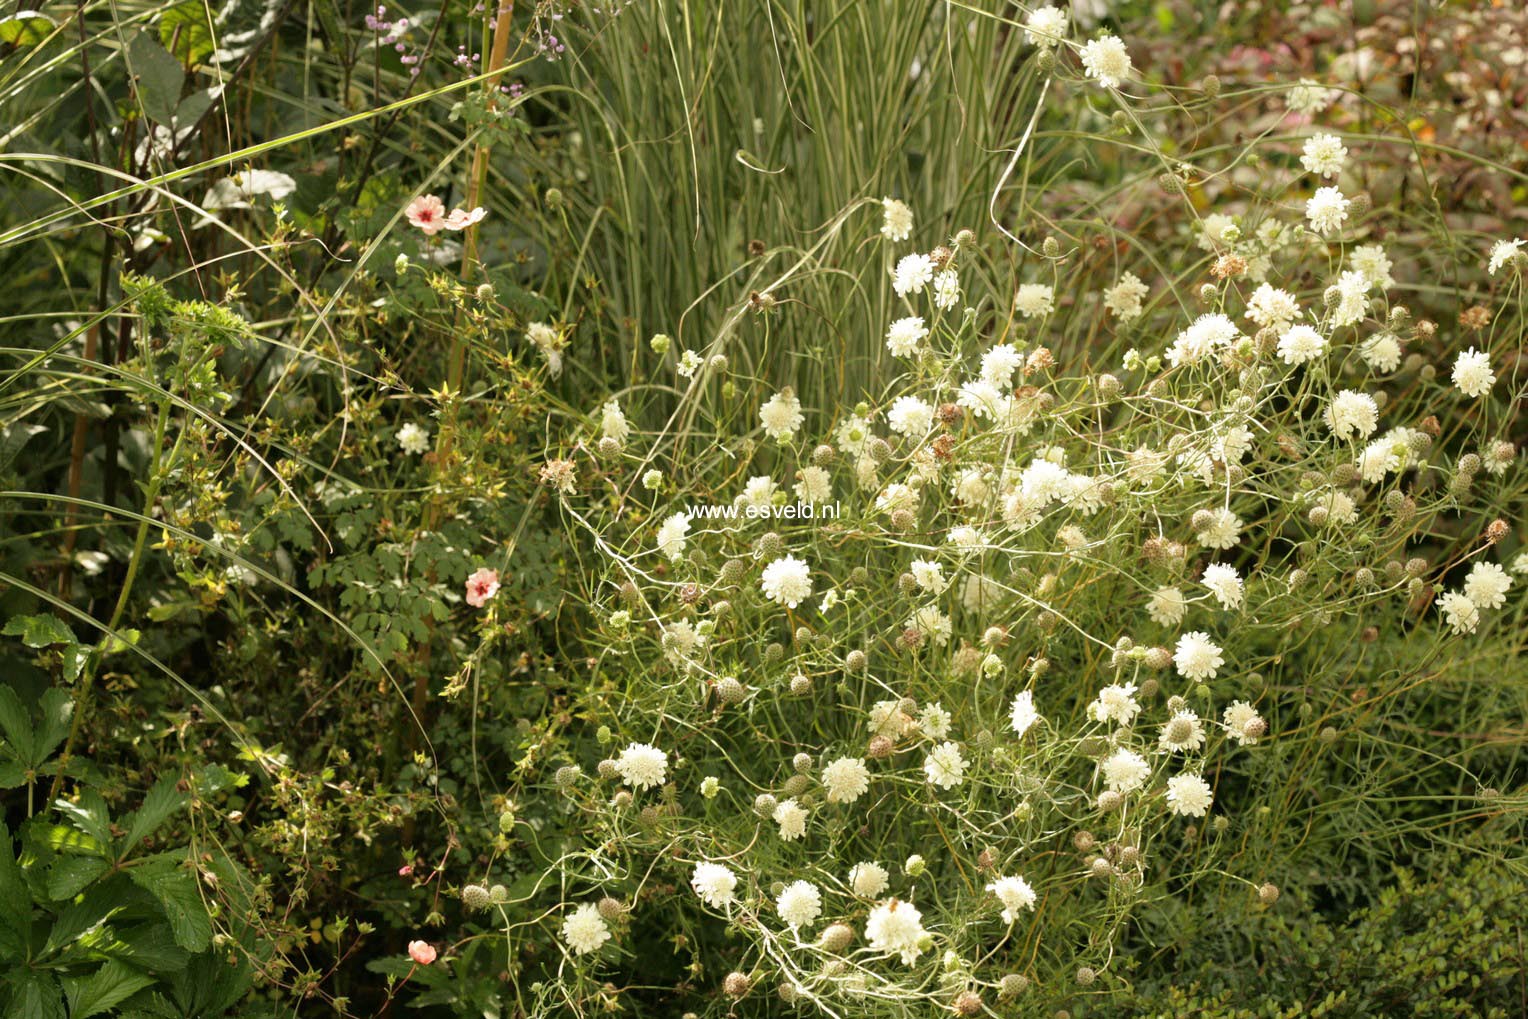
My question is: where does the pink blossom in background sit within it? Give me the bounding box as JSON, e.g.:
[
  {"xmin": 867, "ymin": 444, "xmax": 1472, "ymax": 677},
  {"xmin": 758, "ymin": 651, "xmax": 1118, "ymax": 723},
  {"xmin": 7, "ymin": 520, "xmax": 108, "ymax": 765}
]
[
  {"xmin": 465, "ymin": 567, "xmax": 500, "ymax": 607},
  {"xmin": 407, "ymin": 940, "xmax": 437, "ymax": 965},
  {"xmin": 444, "ymin": 206, "xmax": 488, "ymax": 230},
  {"xmin": 405, "ymin": 195, "xmax": 447, "ymax": 235}
]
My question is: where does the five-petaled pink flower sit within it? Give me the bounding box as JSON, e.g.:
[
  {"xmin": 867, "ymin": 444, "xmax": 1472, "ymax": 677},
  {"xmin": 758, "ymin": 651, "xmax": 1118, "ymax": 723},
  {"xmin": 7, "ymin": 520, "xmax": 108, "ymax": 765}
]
[
  {"xmin": 465, "ymin": 567, "xmax": 500, "ymax": 607},
  {"xmin": 405, "ymin": 195, "xmax": 447, "ymax": 235},
  {"xmin": 407, "ymin": 940, "xmax": 437, "ymax": 965},
  {"xmin": 406, "ymin": 195, "xmax": 489, "ymax": 236}
]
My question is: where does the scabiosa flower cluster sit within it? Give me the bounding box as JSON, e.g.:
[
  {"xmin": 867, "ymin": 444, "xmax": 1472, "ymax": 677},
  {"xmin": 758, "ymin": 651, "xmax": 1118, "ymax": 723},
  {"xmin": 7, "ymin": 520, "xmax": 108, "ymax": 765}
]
[{"xmin": 541, "ymin": 178, "xmax": 1521, "ymax": 1013}]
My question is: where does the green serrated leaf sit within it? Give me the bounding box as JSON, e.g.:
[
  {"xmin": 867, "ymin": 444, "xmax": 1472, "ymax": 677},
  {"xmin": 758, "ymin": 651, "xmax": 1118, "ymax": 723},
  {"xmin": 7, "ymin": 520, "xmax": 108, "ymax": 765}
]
[
  {"xmin": 120, "ymin": 778, "xmax": 187, "ymax": 857},
  {"xmin": 6, "ymin": 970, "xmax": 66, "ymax": 1019},
  {"xmin": 0, "ymin": 823, "xmax": 33, "ymax": 938},
  {"xmin": 35, "ymin": 822, "xmax": 107, "ymax": 859},
  {"xmin": 126, "ymin": 858, "xmax": 211, "ymax": 952},
  {"xmin": 128, "ymin": 31, "xmax": 184, "ymax": 125},
  {"xmin": 44, "ymin": 854, "xmax": 108, "ymax": 901},
  {"xmin": 34, "ymin": 690, "xmax": 73, "ymax": 759},
  {"xmin": 0, "ymin": 685, "xmax": 36, "ymax": 764},
  {"xmin": 157, "ymin": 1, "xmax": 214, "ymax": 67},
  {"xmin": 63, "ymin": 960, "xmax": 156, "ymax": 1019},
  {"xmin": 2, "ymin": 615, "xmax": 75, "ymax": 650},
  {"xmin": 54, "ymin": 789, "xmax": 113, "ymax": 849}
]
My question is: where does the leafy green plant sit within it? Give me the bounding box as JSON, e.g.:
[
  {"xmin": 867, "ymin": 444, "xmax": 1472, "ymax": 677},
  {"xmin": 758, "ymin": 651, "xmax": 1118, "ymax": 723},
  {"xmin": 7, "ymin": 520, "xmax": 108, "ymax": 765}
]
[{"xmin": 1, "ymin": 681, "xmax": 262, "ymax": 1019}]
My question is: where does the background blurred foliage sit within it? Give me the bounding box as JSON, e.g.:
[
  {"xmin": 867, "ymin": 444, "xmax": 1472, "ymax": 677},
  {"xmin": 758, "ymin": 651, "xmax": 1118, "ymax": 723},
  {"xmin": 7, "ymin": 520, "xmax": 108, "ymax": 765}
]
[{"xmin": 0, "ymin": 0, "xmax": 1524, "ymax": 1016}]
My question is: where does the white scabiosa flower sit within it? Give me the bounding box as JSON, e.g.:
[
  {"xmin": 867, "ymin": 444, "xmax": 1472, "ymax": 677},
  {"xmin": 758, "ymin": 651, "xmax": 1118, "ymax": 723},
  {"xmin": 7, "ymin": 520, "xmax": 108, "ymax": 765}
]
[
  {"xmin": 918, "ymin": 702, "xmax": 952, "ymax": 739},
  {"xmin": 1103, "ymin": 271, "xmax": 1149, "ymax": 321},
  {"xmin": 835, "ymin": 413, "xmax": 873, "ymax": 455},
  {"xmin": 1202, "ymin": 563, "xmax": 1244, "ymax": 611},
  {"xmin": 986, "ymin": 875, "xmax": 1037, "ymax": 922},
  {"xmin": 957, "ymin": 379, "xmax": 1004, "ymax": 420},
  {"xmin": 1277, "ymin": 324, "xmax": 1327, "ymax": 365},
  {"xmin": 1451, "ymin": 348, "xmax": 1495, "ymax": 398},
  {"xmin": 657, "ymin": 512, "xmax": 690, "ymax": 561},
  {"xmin": 1089, "ymin": 682, "xmax": 1140, "ymax": 725},
  {"xmin": 1222, "ymin": 700, "xmax": 1266, "ymax": 745},
  {"xmin": 1299, "ymin": 132, "xmax": 1348, "ymax": 179},
  {"xmin": 761, "ymin": 555, "xmax": 813, "ymax": 609},
  {"xmin": 1009, "ymin": 690, "xmax": 1040, "ymax": 736},
  {"xmin": 909, "ymin": 559, "xmax": 948, "ymax": 594},
  {"xmin": 1023, "ymin": 5, "xmax": 1067, "ymax": 47},
  {"xmin": 794, "ymin": 466, "xmax": 833, "ymax": 504},
  {"xmin": 1324, "ymin": 390, "xmax": 1379, "ymax": 441},
  {"xmin": 1487, "ymin": 238, "xmax": 1523, "ymax": 276},
  {"xmin": 886, "ymin": 395, "xmax": 934, "ymax": 437},
  {"xmin": 1438, "ymin": 591, "xmax": 1480, "ymax": 635},
  {"xmin": 1244, "ymin": 284, "xmax": 1300, "ymax": 330},
  {"xmin": 1351, "ymin": 244, "xmax": 1395, "ymax": 290},
  {"xmin": 776, "ymin": 880, "xmax": 822, "ymax": 929},
  {"xmin": 1174, "ymin": 631, "xmax": 1225, "ymax": 681},
  {"xmin": 600, "ymin": 399, "xmax": 630, "ymax": 443},
  {"xmin": 1148, "ymin": 586, "xmax": 1188, "ymax": 626},
  {"xmin": 1166, "ymin": 313, "xmax": 1240, "ymax": 367},
  {"xmin": 760, "ymin": 389, "xmax": 804, "ymax": 441},
  {"xmin": 396, "ymin": 422, "xmax": 430, "ymax": 454},
  {"xmin": 950, "ymin": 468, "xmax": 991, "ymax": 506},
  {"xmin": 615, "ymin": 742, "xmax": 668, "ymax": 790},
  {"xmin": 886, "ymin": 315, "xmax": 928, "ymax": 357},
  {"xmin": 892, "ymin": 253, "xmax": 935, "ymax": 297},
  {"xmin": 1330, "ymin": 269, "xmax": 1370, "ymax": 329},
  {"xmin": 1462, "ymin": 562, "xmax": 1511, "ymax": 610},
  {"xmin": 1305, "ymin": 186, "xmax": 1350, "ymax": 236},
  {"xmin": 691, "ymin": 862, "xmax": 739, "ymax": 908},
  {"xmin": 850, "ymin": 861, "xmax": 890, "ymax": 897},
  {"xmin": 923, "ymin": 741, "xmax": 967, "ymax": 789},
  {"xmin": 1019, "ymin": 457, "xmax": 1071, "ymax": 505},
  {"xmin": 908, "ymin": 604, "xmax": 952, "ymax": 646},
  {"xmin": 676, "ymin": 349, "xmax": 701, "ymax": 378},
  {"xmin": 821, "ymin": 757, "xmax": 871, "ymax": 804},
  {"xmin": 773, "ymin": 798, "xmax": 809, "ymax": 841},
  {"xmin": 1360, "ymin": 332, "xmax": 1402, "ymax": 373},
  {"xmin": 1197, "ymin": 507, "xmax": 1244, "ymax": 550},
  {"xmin": 876, "ymin": 482, "xmax": 920, "ymax": 516},
  {"xmin": 1101, "ymin": 748, "xmax": 1151, "ymax": 793},
  {"xmin": 869, "ymin": 699, "xmax": 915, "ymax": 739},
  {"xmin": 1287, "ymin": 78, "xmax": 1335, "ymax": 115},
  {"xmin": 561, "ymin": 903, "xmax": 611, "ymax": 955},
  {"xmin": 1165, "ymin": 773, "xmax": 1213, "ymax": 817},
  {"xmin": 741, "ymin": 475, "xmax": 776, "ymax": 509},
  {"xmin": 1014, "ymin": 283, "xmax": 1055, "ymax": 318},
  {"xmin": 1197, "ymin": 213, "xmax": 1236, "ymax": 251},
  {"xmin": 1080, "ymin": 33, "xmax": 1132, "ymax": 88},
  {"xmin": 881, "ymin": 198, "xmax": 914, "ymax": 242},
  {"xmin": 933, "ymin": 269, "xmax": 961, "ymax": 310},
  {"xmin": 865, "ymin": 899, "xmax": 928, "ymax": 964},
  {"xmin": 1159, "ymin": 709, "xmax": 1207, "ymax": 754}
]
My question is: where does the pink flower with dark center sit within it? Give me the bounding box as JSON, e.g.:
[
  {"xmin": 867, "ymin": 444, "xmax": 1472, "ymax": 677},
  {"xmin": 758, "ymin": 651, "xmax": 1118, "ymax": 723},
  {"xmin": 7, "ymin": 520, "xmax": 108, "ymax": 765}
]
[
  {"xmin": 465, "ymin": 567, "xmax": 500, "ymax": 607},
  {"xmin": 407, "ymin": 940, "xmax": 437, "ymax": 965},
  {"xmin": 405, "ymin": 195, "xmax": 447, "ymax": 235}
]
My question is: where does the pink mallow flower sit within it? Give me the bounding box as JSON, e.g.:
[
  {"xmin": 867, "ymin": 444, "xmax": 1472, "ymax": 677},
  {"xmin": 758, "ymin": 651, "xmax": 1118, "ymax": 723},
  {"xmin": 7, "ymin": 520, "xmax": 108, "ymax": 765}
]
[
  {"xmin": 407, "ymin": 940, "xmax": 437, "ymax": 965},
  {"xmin": 465, "ymin": 567, "xmax": 500, "ymax": 607},
  {"xmin": 405, "ymin": 195, "xmax": 447, "ymax": 235}
]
